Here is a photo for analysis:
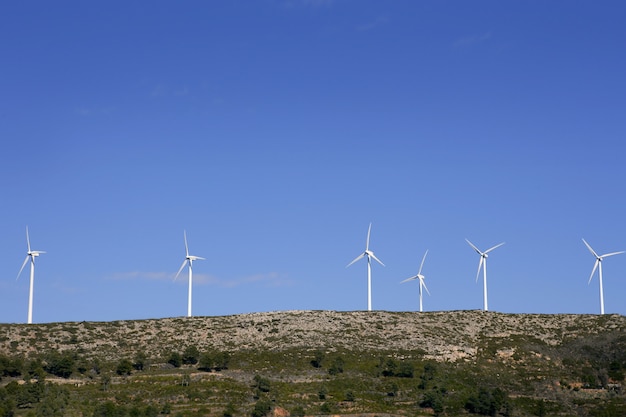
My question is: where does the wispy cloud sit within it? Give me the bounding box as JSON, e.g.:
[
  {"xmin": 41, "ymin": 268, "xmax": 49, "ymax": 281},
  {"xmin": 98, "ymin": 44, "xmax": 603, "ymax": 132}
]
[
  {"xmin": 357, "ymin": 16, "xmax": 389, "ymax": 32},
  {"xmin": 74, "ymin": 107, "xmax": 115, "ymax": 116},
  {"xmin": 174, "ymin": 86, "xmax": 189, "ymax": 96},
  {"xmin": 151, "ymin": 83, "xmax": 191, "ymax": 98},
  {"xmin": 214, "ymin": 272, "xmax": 293, "ymax": 288},
  {"xmin": 453, "ymin": 32, "xmax": 492, "ymax": 48},
  {"xmin": 108, "ymin": 271, "xmax": 292, "ymax": 288},
  {"xmin": 109, "ymin": 271, "xmax": 175, "ymax": 281},
  {"xmin": 151, "ymin": 83, "xmax": 168, "ymax": 97}
]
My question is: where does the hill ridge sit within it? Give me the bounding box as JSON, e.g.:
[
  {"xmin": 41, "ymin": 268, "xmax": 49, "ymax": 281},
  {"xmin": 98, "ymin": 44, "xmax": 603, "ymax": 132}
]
[{"xmin": 2, "ymin": 310, "xmax": 624, "ymax": 362}]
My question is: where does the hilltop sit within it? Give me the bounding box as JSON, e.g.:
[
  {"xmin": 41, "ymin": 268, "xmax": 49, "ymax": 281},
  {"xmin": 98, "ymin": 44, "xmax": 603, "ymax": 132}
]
[
  {"xmin": 1, "ymin": 310, "xmax": 626, "ymax": 416},
  {"xmin": 3, "ymin": 310, "xmax": 624, "ymax": 361}
]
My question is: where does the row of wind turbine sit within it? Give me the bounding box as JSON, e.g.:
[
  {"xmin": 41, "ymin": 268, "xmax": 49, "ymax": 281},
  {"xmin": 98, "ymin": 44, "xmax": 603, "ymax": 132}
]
[
  {"xmin": 14, "ymin": 228, "xmax": 205, "ymax": 323},
  {"xmin": 345, "ymin": 225, "xmax": 622, "ymax": 315},
  {"xmin": 12, "ymin": 228, "xmax": 623, "ymax": 323}
]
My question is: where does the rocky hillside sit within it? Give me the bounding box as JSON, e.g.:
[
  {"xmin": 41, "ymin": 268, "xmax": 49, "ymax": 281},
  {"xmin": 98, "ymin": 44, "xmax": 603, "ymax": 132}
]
[
  {"xmin": 1, "ymin": 311, "xmax": 626, "ymax": 417},
  {"xmin": 1, "ymin": 310, "xmax": 625, "ymax": 362}
]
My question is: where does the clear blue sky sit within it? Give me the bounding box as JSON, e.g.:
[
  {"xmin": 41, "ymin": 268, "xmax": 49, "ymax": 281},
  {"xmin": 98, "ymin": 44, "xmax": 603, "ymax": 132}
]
[{"xmin": 1, "ymin": 1, "xmax": 625, "ymax": 323}]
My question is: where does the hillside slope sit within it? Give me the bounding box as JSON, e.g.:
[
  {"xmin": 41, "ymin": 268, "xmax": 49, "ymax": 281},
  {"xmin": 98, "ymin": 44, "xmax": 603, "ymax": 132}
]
[
  {"xmin": 1, "ymin": 311, "xmax": 625, "ymax": 417},
  {"xmin": 2, "ymin": 310, "xmax": 624, "ymax": 361}
]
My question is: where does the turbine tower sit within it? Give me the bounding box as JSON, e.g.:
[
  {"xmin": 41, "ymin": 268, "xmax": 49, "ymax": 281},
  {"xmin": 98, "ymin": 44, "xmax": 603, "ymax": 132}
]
[
  {"xmin": 16, "ymin": 227, "xmax": 45, "ymax": 324},
  {"xmin": 174, "ymin": 230, "xmax": 205, "ymax": 317},
  {"xmin": 582, "ymin": 238, "xmax": 624, "ymax": 315},
  {"xmin": 401, "ymin": 250, "xmax": 430, "ymax": 312},
  {"xmin": 465, "ymin": 239, "xmax": 504, "ymax": 312},
  {"xmin": 346, "ymin": 223, "xmax": 384, "ymax": 311}
]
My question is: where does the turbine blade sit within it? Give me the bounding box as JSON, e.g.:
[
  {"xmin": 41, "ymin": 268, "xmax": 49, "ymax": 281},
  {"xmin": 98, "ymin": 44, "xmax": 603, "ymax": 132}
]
[
  {"xmin": 582, "ymin": 238, "xmax": 599, "ymax": 258},
  {"xmin": 421, "ymin": 278, "xmax": 431, "ymax": 296},
  {"xmin": 465, "ymin": 238, "xmax": 481, "ymax": 254},
  {"xmin": 475, "ymin": 257, "xmax": 484, "ymax": 282},
  {"xmin": 370, "ymin": 253, "xmax": 385, "ymax": 266},
  {"xmin": 346, "ymin": 253, "xmax": 365, "ymax": 268},
  {"xmin": 26, "ymin": 226, "xmax": 31, "ymax": 252},
  {"xmin": 366, "ymin": 223, "xmax": 372, "ymax": 251},
  {"xmin": 601, "ymin": 251, "xmax": 625, "ymax": 258},
  {"xmin": 17, "ymin": 256, "xmax": 29, "ymax": 280},
  {"xmin": 418, "ymin": 250, "xmax": 428, "ymax": 275},
  {"xmin": 588, "ymin": 260, "xmax": 599, "ymax": 284},
  {"xmin": 174, "ymin": 259, "xmax": 187, "ymax": 281},
  {"xmin": 184, "ymin": 230, "xmax": 189, "ymax": 257},
  {"xmin": 401, "ymin": 275, "xmax": 418, "ymax": 284},
  {"xmin": 485, "ymin": 242, "xmax": 505, "ymax": 253}
]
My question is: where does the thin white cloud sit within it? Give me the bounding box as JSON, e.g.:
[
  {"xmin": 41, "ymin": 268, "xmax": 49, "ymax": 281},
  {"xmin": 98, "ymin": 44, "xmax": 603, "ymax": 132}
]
[
  {"xmin": 151, "ymin": 83, "xmax": 191, "ymax": 98},
  {"xmin": 151, "ymin": 83, "xmax": 168, "ymax": 97},
  {"xmin": 107, "ymin": 271, "xmax": 292, "ymax": 287},
  {"xmin": 108, "ymin": 271, "xmax": 173, "ymax": 281},
  {"xmin": 357, "ymin": 16, "xmax": 389, "ymax": 32},
  {"xmin": 75, "ymin": 107, "xmax": 91, "ymax": 116},
  {"xmin": 453, "ymin": 32, "xmax": 492, "ymax": 47},
  {"xmin": 174, "ymin": 86, "xmax": 189, "ymax": 96},
  {"xmin": 216, "ymin": 272, "xmax": 293, "ymax": 288}
]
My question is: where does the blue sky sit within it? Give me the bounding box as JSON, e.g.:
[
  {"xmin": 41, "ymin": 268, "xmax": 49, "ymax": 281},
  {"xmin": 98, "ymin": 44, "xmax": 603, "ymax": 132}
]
[{"xmin": 1, "ymin": 1, "xmax": 626, "ymax": 323}]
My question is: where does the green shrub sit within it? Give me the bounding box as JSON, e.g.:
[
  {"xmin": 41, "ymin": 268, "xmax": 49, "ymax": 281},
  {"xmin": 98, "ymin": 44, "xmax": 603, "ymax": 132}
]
[
  {"xmin": 182, "ymin": 345, "xmax": 199, "ymax": 365},
  {"xmin": 253, "ymin": 375, "xmax": 271, "ymax": 393},
  {"xmin": 167, "ymin": 352, "xmax": 182, "ymax": 368},
  {"xmin": 116, "ymin": 359, "xmax": 133, "ymax": 376}
]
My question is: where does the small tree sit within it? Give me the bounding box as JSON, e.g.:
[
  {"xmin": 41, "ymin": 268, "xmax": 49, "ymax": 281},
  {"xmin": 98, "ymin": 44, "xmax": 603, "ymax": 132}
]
[
  {"xmin": 198, "ymin": 352, "xmax": 214, "ymax": 371},
  {"xmin": 167, "ymin": 352, "xmax": 182, "ymax": 368},
  {"xmin": 382, "ymin": 358, "xmax": 397, "ymax": 377},
  {"xmin": 44, "ymin": 351, "xmax": 75, "ymax": 379},
  {"xmin": 213, "ymin": 351, "xmax": 230, "ymax": 371},
  {"xmin": 182, "ymin": 345, "xmax": 200, "ymax": 365},
  {"xmin": 133, "ymin": 352, "xmax": 148, "ymax": 371},
  {"xmin": 421, "ymin": 390, "xmax": 444, "ymax": 416},
  {"xmin": 251, "ymin": 399, "xmax": 272, "ymax": 417},
  {"xmin": 116, "ymin": 359, "xmax": 133, "ymax": 376},
  {"xmin": 253, "ymin": 375, "xmax": 271, "ymax": 393},
  {"xmin": 311, "ymin": 350, "xmax": 324, "ymax": 368}
]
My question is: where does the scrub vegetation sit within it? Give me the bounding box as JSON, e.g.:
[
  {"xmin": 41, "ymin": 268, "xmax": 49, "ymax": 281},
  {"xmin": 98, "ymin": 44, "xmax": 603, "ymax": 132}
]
[{"xmin": 0, "ymin": 310, "xmax": 625, "ymax": 416}]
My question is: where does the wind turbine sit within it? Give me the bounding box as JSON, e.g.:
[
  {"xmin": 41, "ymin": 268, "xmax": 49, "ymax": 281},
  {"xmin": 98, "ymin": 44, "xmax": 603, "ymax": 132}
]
[
  {"xmin": 174, "ymin": 230, "xmax": 205, "ymax": 317},
  {"xmin": 346, "ymin": 223, "xmax": 384, "ymax": 311},
  {"xmin": 16, "ymin": 227, "xmax": 45, "ymax": 324},
  {"xmin": 401, "ymin": 250, "xmax": 430, "ymax": 312},
  {"xmin": 582, "ymin": 238, "xmax": 624, "ymax": 315},
  {"xmin": 465, "ymin": 239, "xmax": 504, "ymax": 312}
]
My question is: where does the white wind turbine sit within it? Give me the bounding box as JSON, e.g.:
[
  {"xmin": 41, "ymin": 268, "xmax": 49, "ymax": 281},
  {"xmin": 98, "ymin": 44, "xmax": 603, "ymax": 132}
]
[
  {"xmin": 16, "ymin": 227, "xmax": 46, "ymax": 324},
  {"xmin": 465, "ymin": 239, "xmax": 504, "ymax": 312},
  {"xmin": 582, "ymin": 238, "xmax": 624, "ymax": 315},
  {"xmin": 346, "ymin": 223, "xmax": 384, "ymax": 311},
  {"xmin": 174, "ymin": 230, "xmax": 205, "ymax": 317},
  {"xmin": 401, "ymin": 250, "xmax": 430, "ymax": 312}
]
